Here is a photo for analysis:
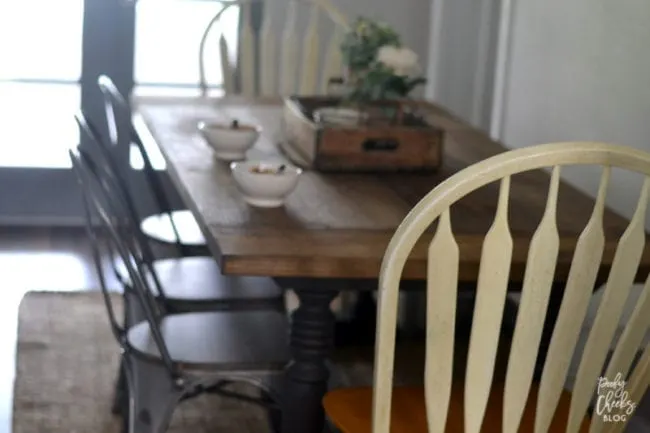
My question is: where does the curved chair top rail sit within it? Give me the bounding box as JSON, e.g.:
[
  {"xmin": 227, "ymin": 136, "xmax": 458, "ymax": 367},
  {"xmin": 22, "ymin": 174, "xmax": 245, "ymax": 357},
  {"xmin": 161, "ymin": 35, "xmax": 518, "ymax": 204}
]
[
  {"xmin": 198, "ymin": 0, "xmax": 349, "ymax": 97},
  {"xmin": 380, "ymin": 141, "xmax": 650, "ymax": 288},
  {"xmin": 96, "ymin": 74, "xmax": 190, "ymax": 256},
  {"xmin": 372, "ymin": 141, "xmax": 650, "ymax": 433},
  {"xmin": 97, "ymin": 74, "xmax": 128, "ymax": 147}
]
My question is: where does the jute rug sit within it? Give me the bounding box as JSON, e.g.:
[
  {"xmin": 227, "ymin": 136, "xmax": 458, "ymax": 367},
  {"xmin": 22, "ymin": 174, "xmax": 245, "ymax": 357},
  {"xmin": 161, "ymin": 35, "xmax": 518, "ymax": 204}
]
[
  {"xmin": 13, "ymin": 291, "xmax": 291, "ymax": 432},
  {"xmin": 12, "ymin": 291, "xmax": 392, "ymax": 433},
  {"xmin": 18, "ymin": 292, "xmax": 650, "ymax": 432},
  {"xmin": 15, "ymin": 292, "xmax": 539, "ymax": 432}
]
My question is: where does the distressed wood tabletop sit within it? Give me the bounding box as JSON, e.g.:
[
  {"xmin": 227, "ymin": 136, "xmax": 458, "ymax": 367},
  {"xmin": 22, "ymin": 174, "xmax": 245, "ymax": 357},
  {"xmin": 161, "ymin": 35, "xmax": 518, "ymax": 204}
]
[{"xmin": 133, "ymin": 96, "xmax": 649, "ymax": 282}]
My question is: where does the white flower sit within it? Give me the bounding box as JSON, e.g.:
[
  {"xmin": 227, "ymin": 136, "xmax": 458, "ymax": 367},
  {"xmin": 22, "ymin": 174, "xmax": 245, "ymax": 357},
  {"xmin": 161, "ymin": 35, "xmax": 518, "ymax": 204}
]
[{"xmin": 376, "ymin": 45, "xmax": 419, "ymax": 76}]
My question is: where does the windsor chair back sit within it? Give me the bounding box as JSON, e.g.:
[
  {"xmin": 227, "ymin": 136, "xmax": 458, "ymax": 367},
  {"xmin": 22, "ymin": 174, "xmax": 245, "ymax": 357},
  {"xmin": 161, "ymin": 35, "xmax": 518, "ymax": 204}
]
[
  {"xmin": 199, "ymin": 0, "xmax": 349, "ymax": 97},
  {"xmin": 325, "ymin": 142, "xmax": 650, "ymax": 432}
]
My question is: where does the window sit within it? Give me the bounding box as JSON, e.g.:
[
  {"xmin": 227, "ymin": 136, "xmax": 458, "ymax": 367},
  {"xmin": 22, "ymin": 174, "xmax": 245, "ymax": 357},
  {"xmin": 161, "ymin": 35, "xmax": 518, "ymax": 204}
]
[
  {"xmin": 0, "ymin": 0, "xmax": 82, "ymax": 168},
  {"xmin": 134, "ymin": 0, "xmax": 240, "ymax": 90},
  {"xmin": 131, "ymin": 0, "xmax": 239, "ymax": 170}
]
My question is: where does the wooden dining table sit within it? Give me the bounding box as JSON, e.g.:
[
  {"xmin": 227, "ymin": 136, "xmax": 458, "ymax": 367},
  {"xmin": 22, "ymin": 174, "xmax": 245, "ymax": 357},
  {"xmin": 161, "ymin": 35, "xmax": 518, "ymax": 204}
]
[{"xmin": 133, "ymin": 95, "xmax": 650, "ymax": 433}]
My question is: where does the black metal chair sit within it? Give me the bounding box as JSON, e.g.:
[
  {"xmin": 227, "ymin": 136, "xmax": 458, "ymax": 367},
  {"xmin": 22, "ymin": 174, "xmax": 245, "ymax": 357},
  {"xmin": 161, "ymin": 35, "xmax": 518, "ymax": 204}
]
[
  {"xmin": 97, "ymin": 74, "xmax": 208, "ymax": 257},
  {"xmin": 73, "ymin": 112, "xmax": 285, "ymax": 419},
  {"xmin": 71, "ymin": 147, "xmax": 287, "ymax": 433},
  {"xmin": 73, "ymin": 110, "xmax": 284, "ymax": 313}
]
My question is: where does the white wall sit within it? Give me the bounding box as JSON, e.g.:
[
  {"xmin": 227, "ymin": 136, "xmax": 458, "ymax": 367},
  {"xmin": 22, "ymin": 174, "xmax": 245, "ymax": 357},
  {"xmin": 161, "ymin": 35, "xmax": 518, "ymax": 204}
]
[
  {"xmin": 493, "ymin": 3, "xmax": 650, "ymax": 401},
  {"xmin": 496, "ymin": 0, "xmax": 650, "ymax": 226},
  {"xmin": 426, "ymin": 0, "xmax": 501, "ymax": 131}
]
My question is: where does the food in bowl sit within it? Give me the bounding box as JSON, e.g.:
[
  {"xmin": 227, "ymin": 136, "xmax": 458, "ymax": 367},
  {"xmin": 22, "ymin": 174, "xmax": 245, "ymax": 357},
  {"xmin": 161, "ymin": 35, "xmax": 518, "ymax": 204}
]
[
  {"xmin": 230, "ymin": 160, "xmax": 302, "ymax": 208},
  {"xmin": 250, "ymin": 163, "xmax": 287, "ymax": 175},
  {"xmin": 197, "ymin": 118, "xmax": 261, "ymax": 161}
]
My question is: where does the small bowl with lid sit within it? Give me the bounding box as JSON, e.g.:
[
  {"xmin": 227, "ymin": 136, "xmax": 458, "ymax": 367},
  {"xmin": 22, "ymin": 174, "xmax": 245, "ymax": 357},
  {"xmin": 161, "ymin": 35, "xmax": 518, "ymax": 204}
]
[
  {"xmin": 230, "ymin": 160, "xmax": 302, "ymax": 208},
  {"xmin": 198, "ymin": 119, "xmax": 261, "ymax": 161}
]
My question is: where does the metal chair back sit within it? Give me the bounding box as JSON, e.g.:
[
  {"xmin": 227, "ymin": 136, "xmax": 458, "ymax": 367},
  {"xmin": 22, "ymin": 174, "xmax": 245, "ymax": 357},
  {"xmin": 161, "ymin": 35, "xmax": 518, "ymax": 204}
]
[
  {"xmin": 97, "ymin": 75, "xmax": 189, "ymax": 257},
  {"xmin": 70, "ymin": 147, "xmax": 177, "ymax": 377},
  {"xmin": 71, "ymin": 119, "xmax": 169, "ymax": 307}
]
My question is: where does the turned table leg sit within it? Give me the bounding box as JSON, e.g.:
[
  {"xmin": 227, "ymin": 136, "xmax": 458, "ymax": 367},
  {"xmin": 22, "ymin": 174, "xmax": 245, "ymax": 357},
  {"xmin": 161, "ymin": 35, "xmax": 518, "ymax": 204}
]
[{"xmin": 279, "ymin": 282, "xmax": 338, "ymax": 433}]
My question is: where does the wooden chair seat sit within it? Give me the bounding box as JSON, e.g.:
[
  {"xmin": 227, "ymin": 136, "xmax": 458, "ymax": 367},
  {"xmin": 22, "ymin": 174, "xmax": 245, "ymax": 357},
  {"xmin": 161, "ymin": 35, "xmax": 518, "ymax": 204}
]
[
  {"xmin": 323, "ymin": 383, "xmax": 591, "ymax": 433},
  {"xmin": 127, "ymin": 310, "xmax": 289, "ymax": 371},
  {"xmin": 140, "ymin": 210, "xmax": 208, "ymax": 253},
  {"xmin": 116, "ymin": 257, "xmax": 284, "ymax": 311}
]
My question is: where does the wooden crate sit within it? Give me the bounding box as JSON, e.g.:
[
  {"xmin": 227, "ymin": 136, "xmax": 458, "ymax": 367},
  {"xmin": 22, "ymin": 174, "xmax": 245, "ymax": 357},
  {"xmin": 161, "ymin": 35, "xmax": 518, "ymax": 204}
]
[{"xmin": 281, "ymin": 96, "xmax": 444, "ymax": 172}]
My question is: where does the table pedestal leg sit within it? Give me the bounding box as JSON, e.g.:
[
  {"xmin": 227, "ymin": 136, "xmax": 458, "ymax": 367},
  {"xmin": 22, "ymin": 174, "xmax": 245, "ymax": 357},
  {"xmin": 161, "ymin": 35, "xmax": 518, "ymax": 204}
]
[{"xmin": 281, "ymin": 287, "xmax": 338, "ymax": 433}]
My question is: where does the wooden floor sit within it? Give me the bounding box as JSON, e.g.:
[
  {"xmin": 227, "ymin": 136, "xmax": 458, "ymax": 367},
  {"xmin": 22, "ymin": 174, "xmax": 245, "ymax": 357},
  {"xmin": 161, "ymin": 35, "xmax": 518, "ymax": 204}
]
[{"xmin": 0, "ymin": 226, "xmax": 119, "ymax": 433}]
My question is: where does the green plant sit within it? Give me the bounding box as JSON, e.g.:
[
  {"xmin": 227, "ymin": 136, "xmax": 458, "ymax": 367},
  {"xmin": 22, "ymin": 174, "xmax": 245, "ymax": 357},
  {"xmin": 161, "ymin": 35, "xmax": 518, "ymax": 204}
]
[
  {"xmin": 340, "ymin": 17, "xmax": 426, "ymax": 104},
  {"xmin": 347, "ymin": 63, "xmax": 427, "ymax": 102},
  {"xmin": 340, "ymin": 17, "xmax": 401, "ymax": 73}
]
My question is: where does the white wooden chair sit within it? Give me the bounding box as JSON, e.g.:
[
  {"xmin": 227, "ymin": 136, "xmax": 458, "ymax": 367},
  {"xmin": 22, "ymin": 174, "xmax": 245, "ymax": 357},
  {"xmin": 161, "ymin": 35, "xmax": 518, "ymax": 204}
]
[
  {"xmin": 198, "ymin": 0, "xmax": 349, "ymax": 97},
  {"xmin": 324, "ymin": 142, "xmax": 650, "ymax": 432}
]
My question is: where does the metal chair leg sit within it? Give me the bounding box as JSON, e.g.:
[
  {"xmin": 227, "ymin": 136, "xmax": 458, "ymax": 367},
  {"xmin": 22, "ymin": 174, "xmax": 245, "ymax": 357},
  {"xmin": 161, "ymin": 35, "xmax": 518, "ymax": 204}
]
[
  {"xmin": 260, "ymin": 375, "xmax": 283, "ymax": 433},
  {"xmin": 127, "ymin": 356, "xmax": 183, "ymax": 433},
  {"xmin": 112, "ymin": 356, "xmax": 127, "ymax": 415},
  {"xmin": 121, "ymin": 360, "xmax": 130, "ymax": 433},
  {"xmin": 113, "ymin": 290, "xmax": 140, "ymax": 417}
]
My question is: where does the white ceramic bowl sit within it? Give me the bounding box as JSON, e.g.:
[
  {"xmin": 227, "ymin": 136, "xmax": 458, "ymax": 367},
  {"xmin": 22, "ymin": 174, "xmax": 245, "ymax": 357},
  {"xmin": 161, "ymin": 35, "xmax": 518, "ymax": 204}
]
[
  {"xmin": 230, "ymin": 160, "xmax": 302, "ymax": 208},
  {"xmin": 198, "ymin": 120, "xmax": 261, "ymax": 161}
]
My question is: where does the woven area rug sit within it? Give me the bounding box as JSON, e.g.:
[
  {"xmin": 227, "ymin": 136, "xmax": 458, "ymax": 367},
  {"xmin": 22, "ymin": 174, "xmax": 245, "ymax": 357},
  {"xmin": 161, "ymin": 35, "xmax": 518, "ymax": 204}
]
[
  {"xmin": 13, "ymin": 291, "xmax": 411, "ymax": 433},
  {"xmin": 8, "ymin": 291, "xmax": 511, "ymax": 433},
  {"xmin": 11, "ymin": 291, "xmax": 499, "ymax": 433},
  {"xmin": 12, "ymin": 292, "xmax": 294, "ymax": 432},
  {"xmin": 14, "ymin": 291, "xmax": 650, "ymax": 432}
]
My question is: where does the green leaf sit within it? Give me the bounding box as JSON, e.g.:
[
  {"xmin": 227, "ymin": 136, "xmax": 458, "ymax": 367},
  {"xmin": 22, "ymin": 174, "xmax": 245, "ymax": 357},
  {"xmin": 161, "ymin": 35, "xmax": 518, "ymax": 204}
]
[
  {"xmin": 340, "ymin": 18, "xmax": 426, "ymax": 101},
  {"xmin": 340, "ymin": 16, "xmax": 402, "ymax": 70}
]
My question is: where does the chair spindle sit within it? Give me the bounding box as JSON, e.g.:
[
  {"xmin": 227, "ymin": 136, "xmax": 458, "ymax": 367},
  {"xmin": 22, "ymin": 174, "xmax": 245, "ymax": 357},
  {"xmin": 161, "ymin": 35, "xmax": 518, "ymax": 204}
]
[
  {"xmin": 465, "ymin": 176, "xmax": 513, "ymax": 433},
  {"xmin": 425, "ymin": 209, "xmax": 459, "ymax": 433}
]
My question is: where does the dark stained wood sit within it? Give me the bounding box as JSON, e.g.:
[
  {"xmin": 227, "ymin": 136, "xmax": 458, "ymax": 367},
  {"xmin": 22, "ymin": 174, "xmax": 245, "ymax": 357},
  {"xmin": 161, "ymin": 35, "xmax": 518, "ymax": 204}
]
[{"xmin": 133, "ymin": 97, "xmax": 648, "ymax": 282}]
